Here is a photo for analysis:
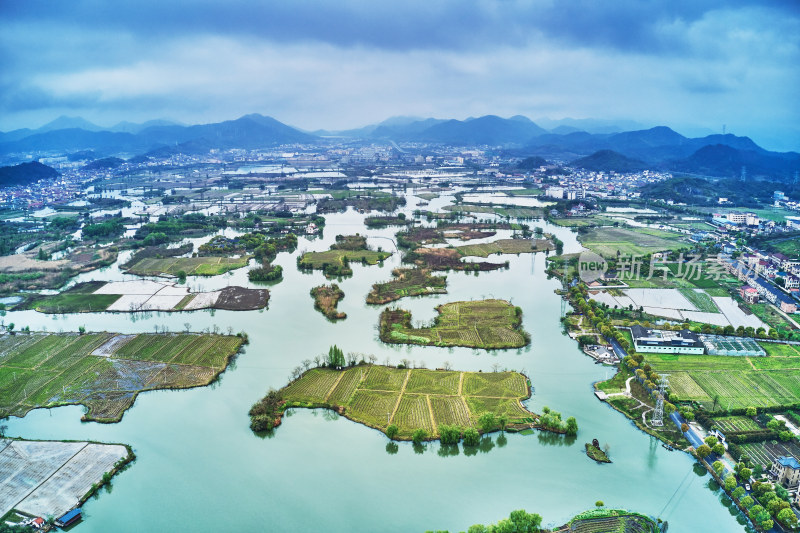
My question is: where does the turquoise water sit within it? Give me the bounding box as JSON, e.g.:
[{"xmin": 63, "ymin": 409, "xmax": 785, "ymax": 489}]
[{"xmin": 4, "ymin": 193, "xmax": 751, "ymax": 532}]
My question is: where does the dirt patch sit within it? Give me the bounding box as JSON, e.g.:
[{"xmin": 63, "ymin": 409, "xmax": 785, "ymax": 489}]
[
  {"xmin": 214, "ymin": 286, "xmax": 269, "ymax": 310},
  {"xmin": 411, "ymin": 247, "xmax": 506, "ymax": 272}
]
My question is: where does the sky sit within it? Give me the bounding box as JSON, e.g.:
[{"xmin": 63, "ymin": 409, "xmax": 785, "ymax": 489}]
[{"xmin": 1, "ymin": 0, "xmax": 798, "ymax": 151}]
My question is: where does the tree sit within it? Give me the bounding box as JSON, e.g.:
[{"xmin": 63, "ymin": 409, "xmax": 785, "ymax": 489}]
[
  {"xmin": 724, "ymin": 474, "xmax": 737, "ymax": 491},
  {"xmin": 386, "ymin": 425, "xmax": 399, "ymax": 440},
  {"xmin": 412, "ymin": 429, "xmax": 427, "ymax": 445},
  {"xmin": 777, "ymin": 508, "xmax": 798, "ymax": 529},
  {"xmin": 745, "ymin": 406, "xmax": 757, "ymax": 417},
  {"xmin": 595, "ymin": 501, "xmax": 604, "ymax": 507},
  {"xmin": 327, "ymin": 345, "xmax": 345, "ymax": 368},
  {"xmin": 681, "ymin": 423, "xmax": 689, "ymax": 433},
  {"xmin": 739, "ymin": 467, "xmax": 751, "ymax": 481},
  {"xmin": 740, "ymin": 496, "xmax": 754, "ymax": 508},
  {"xmin": 712, "ymin": 443, "xmax": 725, "ymax": 456},
  {"xmin": 712, "ymin": 461, "xmax": 724, "ymax": 476},
  {"xmin": 78, "ymin": 326, "xmax": 86, "ymax": 335},
  {"xmin": 498, "ymin": 415, "xmax": 508, "ymax": 431},
  {"xmin": 731, "ymin": 486, "xmax": 745, "ymax": 500},
  {"xmin": 463, "ymin": 428, "xmax": 480, "ymax": 446},
  {"xmin": 478, "ymin": 413, "xmax": 496, "ymax": 433},
  {"xmin": 704, "ymin": 435, "xmax": 718, "ymax": 447},
  {"xmin": 439, "ymin": 425, "xmax": 461, "ymax": 445},
  {"xmin": 507, "ymin": 510, "xmax": 542, "ymax": 533},
  {"xmin": 565, "ymin": 416, "xmax": 578, "ymax": 436},
  {"xmin": 696, "ymin": 444, "xmax": 712, "ymax": 459}
]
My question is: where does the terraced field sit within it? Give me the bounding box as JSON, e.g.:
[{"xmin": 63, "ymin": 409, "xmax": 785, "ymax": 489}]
[
  {"xmin": 278, "ymin": 365, "xmax": 537, "ymax": 439},
  {"xmin": 0, "ymin": 332, "xmax": 244, "ymax": 422},
  {"xmin": 379, "ymin": 299, "xmax": 529, "ymax": 349}
]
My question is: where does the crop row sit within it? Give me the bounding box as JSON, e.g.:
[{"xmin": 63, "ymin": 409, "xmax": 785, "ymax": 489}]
[
  {"xmin": 405, "ymin": 370, "xmax": 460, "ymax": 395},
  {"xmin": 392, "ymin": 395, "xmax": 435, "ymax": 436},
  {"xmin": 284, "ymin": 368, "xmax": 341, "ymax": 403},
  {"xmin": 347, "ymin": 390, "xmax": 400, "ymax": 428},
  {"xmin": 326, "ymin": 367, "xmax": 364, "ymax": 404},
  {"xmin": 361, "ymin": 366, "xmax": 407, "ymax": 391},
  {"xmin": 462, "ymin": 372, "xmax": 527, "ymax": 398},
  {"xmin": 430, "ymin": 396, "xmax": 472, "ymax": 427},
  {"xmin": 666, "ymin": 372, "xmax": 710, "ymax": 402}
]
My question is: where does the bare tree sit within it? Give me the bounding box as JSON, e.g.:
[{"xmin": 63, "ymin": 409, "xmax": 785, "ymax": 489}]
[
  {"xmin": 443, "ymin": 360, "xmax": 452, "ymax": 371},
  {"xmin": 313, "ymin": 355, "xmax": 322, "ymax": 367},
  {"xmin": 400, "ymin": 358, "xmax": 411, "ymax": 368},
  {"xmin": 368, "ymin": 354, "xmax": 377, "ymax": 365},
  {"xmin": 347, "ymin": 352, "xmax": 358, "ymax": 367},
  {"xmin": 212, "ymin": 324, "xmax": 220, "ymax": 334},
  {"xmin": 419, "ymin": 360, "xmax": 426, "ymax": 369},
  {"xmin": 491, "ymin": 362, "xmax": 501, "ymax": 373},
  {"xmin": 227, "ymin": 326, "xmax": 234, "ymax": 335},
  {"xmin": 184, "ymin": 322, "xmax": 191, "ymax": 333},
  {"xmin": 302, "ymin": 359, "xmax": 312, "ymax": 371}
]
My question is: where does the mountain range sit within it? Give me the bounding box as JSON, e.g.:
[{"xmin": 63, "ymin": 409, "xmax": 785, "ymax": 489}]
[{"xmin": 0, "ymin": 114, "xmax": 797, "ymax": 180}]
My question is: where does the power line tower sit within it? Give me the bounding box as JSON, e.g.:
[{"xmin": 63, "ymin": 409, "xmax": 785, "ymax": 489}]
[{"xmin": 651, "ymin": 376, "xmax": 669, "ymax": 427}]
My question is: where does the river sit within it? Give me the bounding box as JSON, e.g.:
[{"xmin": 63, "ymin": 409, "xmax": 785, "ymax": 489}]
[{"xmin": 3, "ymin": 190, "xmax": 751, "ymax": 532}]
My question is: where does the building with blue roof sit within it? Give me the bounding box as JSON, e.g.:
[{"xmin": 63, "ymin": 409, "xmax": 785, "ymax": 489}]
[{"xmin": 771, "ymin": 456, "xmax": 800, "ymax": 488}]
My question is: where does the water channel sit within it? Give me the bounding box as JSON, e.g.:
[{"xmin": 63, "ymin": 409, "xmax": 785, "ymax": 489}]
[{"xmin": 4, "ymin": 190, "xmax": 750, "ymax": 531}]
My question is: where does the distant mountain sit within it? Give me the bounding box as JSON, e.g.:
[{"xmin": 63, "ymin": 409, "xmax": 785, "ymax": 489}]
[
  {"xmin": 38, "ymin": 116, "xmax": 103, "ymax": 132},
  {"xmin": 534, "ymin": 117, "xmax": 647, "ymax": 134},
  {"xmin": 82, "ymin": 157, "xmax": 125, "ymax": 171},
  {"xmin": 0, "ymin": 161, "xmax": 59, "ymax": 186},
  {"xmin": 515, "ymin": 156, "xmax": 549, "ymax": 170},
  {"xmin": 393, "ymin": 115, "xmax": 548, "ymax": 145},
  {"xmin": 572, "ymin": 150, "xmax": 648, "ymax": 172},
  {"xmin": 668, "ymin": 144, "xmax": 799, "ymax": 179},
  {"xmin": 0, "ymin": 114, "xmax": 314, "ymax": 156},
  {"xmin": 110, "ymin": 119, "xmax": 182, "ymax": 134},
  {"xmin": 369, "ymin": 118, "xmax": 449, "ymax": 139},
  {"xmin": 137, "ymin": 113, "xmax": 314, "ymax": 149}
]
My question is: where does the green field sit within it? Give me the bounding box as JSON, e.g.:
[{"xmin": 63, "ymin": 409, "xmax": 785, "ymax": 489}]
[
  {"xmin": 277, "ymin": 365, "xmax": 535, "ymax": 438},
  {"xmin": 298, "ymin": 236, "xmax": 391, "ymax": 278},
  {"xmin": 455, "ymin": 238, "xmax": 553, "ymax": 257},
  {"xmin": 758, "ymin": 342, "xmax": 800, "ymax": 357},
  {"xmin": 366, "ymin": 268, "xmax": 447, "ymax": 304},
  {"xmin": 580, "ymin": 227, "xmax": 688, "ymax": 258},
  {"xmin": 711, "ymin": 416, "xmax": 762, "ymax": 433},
  {"xmin": 124, "ymin": 255, "xmax": 250, "ymax": 276},
  {"xmin": 379, "ymin": 299, "xmax": 529, "ymax": 349},
  {"xmin": 646, "ymin": 352, "xmax": 800, "ymax": 410},
  {"xmin": 442, "ymin": 204, "xmax": 543, "ymax": 219},
  {"xmin": 0, "ymin": 332, "xmax": 244, "ymax": 422},
  {"xmin": 678, "ymin": 288, "xmax": 720, "ymax": 313}
]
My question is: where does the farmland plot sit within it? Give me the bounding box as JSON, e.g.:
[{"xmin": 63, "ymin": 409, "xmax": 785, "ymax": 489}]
[
  {"xmin": 0, "ymin": 332, "xmax": 243, "ymax": 422},
  {"xmin": 278, "ymin": 366, "xmax": 538, "ymax": 439}
]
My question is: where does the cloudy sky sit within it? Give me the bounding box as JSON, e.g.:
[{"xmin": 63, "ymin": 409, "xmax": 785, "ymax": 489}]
[{"xmin": 1, "ymin": 0, "xmax": 798, "ymax": 150}]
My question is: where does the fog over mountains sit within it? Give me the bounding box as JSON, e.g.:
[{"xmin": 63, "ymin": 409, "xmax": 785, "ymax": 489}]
[{"xmin": 1, "ymin": 114, "xmax": 798, "ymax": 181}]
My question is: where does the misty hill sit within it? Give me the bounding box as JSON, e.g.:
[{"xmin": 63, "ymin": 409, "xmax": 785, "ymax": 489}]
[
  {"xmin": 373, "ymin": 115, "xmax": 548, "ymax": 145},
  {"xmin": 668, "ymin": 144, "xmax": 800, "ymax": 179},
  {"xmin": 572, "ymin": 150, "xmax": 648, "ymax": 172},
  {"xmin": 0, "ymin": 114, "xmax": 314, "ymax": 156},
  {"xmin": 641, "ymin": 175, "xmax": 800, "ymax": 207},
  {"xmin": 0, "ymin": 161, "xmax": 59, "ymax": 187},
  {"xmin": 110, "ymin": 119, "xmax": 182, "ymax": 134},
  {"xmin": 82, "ymin": 157, "xmax": 125, "ymax": 171}
]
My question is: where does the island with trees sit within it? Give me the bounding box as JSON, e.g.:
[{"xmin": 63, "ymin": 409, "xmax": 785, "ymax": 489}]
[
  {"xmin": 379, "ymin": 299, "xmax": 529, "ymax": 349},
  {"xmin": 249, "ymin": 353, "xmax": 578, "ymax": 442}
]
